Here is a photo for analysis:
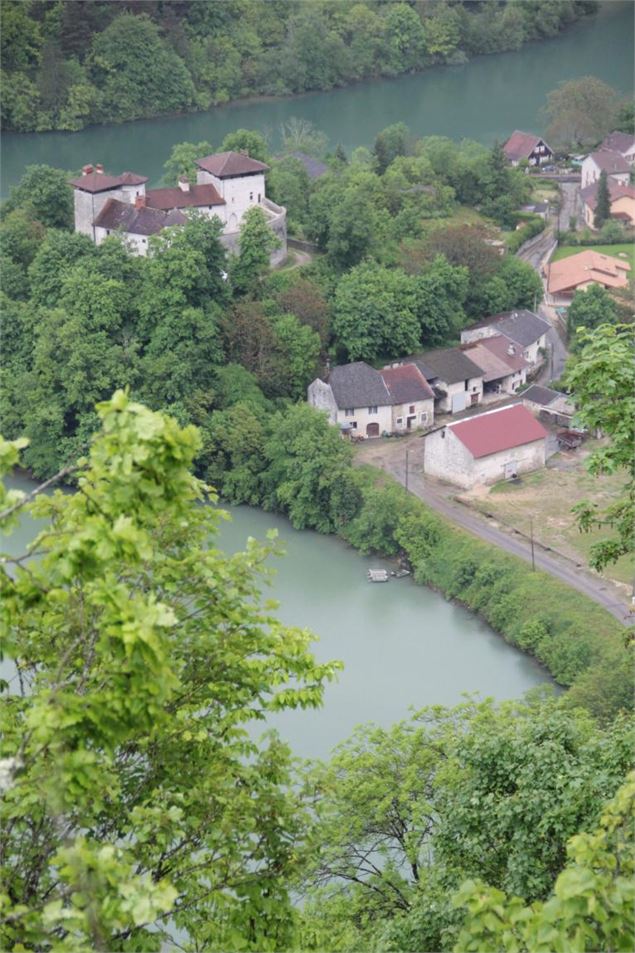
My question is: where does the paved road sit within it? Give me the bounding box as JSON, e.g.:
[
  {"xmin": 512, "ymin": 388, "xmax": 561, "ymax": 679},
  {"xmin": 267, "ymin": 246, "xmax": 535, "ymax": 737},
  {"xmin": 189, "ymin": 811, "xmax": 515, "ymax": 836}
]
[{"xmin": 378, "ymin": 453, "xmax": 632, "ymax": 625}]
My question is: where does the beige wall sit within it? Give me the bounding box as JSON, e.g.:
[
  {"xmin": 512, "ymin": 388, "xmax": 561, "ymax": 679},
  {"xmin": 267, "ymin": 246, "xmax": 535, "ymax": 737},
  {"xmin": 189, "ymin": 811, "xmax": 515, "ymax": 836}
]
[
  {"xmin": 436, "ymin": 377, "xmax": 483, "ymax": 413},
  {"xmin": 307, "ymin": 381, "xmax": 434, "ymax": 436},
  {"xmin": 424, "ymin": 428, "xmax": 545, "ymax": 489}
]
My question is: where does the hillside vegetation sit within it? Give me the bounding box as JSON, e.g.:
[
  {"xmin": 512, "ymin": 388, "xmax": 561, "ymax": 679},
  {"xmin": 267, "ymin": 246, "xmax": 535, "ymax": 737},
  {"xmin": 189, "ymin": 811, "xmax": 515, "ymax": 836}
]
[{"xmin": 1, "ymin": 0, "xmax": 599, "ymax": 132}]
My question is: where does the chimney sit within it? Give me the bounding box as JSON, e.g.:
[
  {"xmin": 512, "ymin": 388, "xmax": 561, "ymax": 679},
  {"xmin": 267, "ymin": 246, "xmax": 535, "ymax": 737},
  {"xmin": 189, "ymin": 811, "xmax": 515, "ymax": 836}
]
[
  {"xmin": 135, "ymin": 194, "xmax": 146, "ymax": 209},
  {"xmin": 507, "ymin": 344, "xmax": 516, "ymax": 356},
  {"xmin": 95, "ymin": 163, "xmax": 104, "ymax": 174},
  {"xmin": 178, "ymin": 175, "xmax": 190, "ymax": 192},
  {"xmin": 82, "ymin": 164, "xmax": 94, "ymax": 176}
]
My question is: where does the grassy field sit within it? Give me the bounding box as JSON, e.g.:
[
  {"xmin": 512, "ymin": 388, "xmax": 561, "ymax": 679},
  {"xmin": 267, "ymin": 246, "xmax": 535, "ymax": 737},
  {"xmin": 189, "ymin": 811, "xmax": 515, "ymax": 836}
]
[
  {"xmin": 460, "ymin": 441, "xmax": 634, "ymax": 592},
  {"xmin": 552, "ymin": 243, "xmax": 635, "ymax": 266}
]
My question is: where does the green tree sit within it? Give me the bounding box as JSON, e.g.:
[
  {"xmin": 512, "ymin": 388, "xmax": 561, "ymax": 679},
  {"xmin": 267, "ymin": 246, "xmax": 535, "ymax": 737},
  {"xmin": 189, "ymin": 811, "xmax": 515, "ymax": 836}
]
[
  {"xmin": 567, "ymin": 283, "xmax": 618, "ymax": 341},
  {"xmin": 412, "ymin": 254, "xmax": 469, "ymax": 346},
  {"xmin": 594, "ymin": 169, "xmax": 611, "ymax": 229},
  {"xmin": 3, "ymin": 164, "xmax": 74, "ymax": 229},
  {"xmin": 453, "ymin": 772, "xmax": 635, "ymax": 953},
  {"xmin": 162, "ymin": 139, "xmax": 213, "ymax": 185},
  {"xmin": 545, "ymin": 76, "xmax": 620, "ymax": 150},
  {"xmin": 262, "ymin": 403, "xmax": 359, "ymax": 533},
  {"xmin": 27, "ymin": 229, "xmax": 95, "ymax": 306},
  {"xmin": 89, "ymin": 13, "xmax": 195, "ymax": 123},
  {"xmin": 280, "ymin": 117, "xmax": 328, "ymax": 158},
  {"xmin": 565, "ymin": 323, "xmax": 635, "ymax": 571},
  {"xmin": 496, "ymin": 255, "xmax": 544, "ymax": 311},
  {"xmin": 221, "ymin": 128, "xmax": 269, "ymax": 163},
  {"xmin": 373, "ymin": 122, "xmax": 411, "ymax": 175},
  {"xmin": 382, "ymin": 3, "xmax": 427, "ymax": 74},
  {"xmin": 0, "ymin": 392, "xmax": 340, "ymax": 951},
  {"xmin": 332, "ymin": 261, "xmax": 420, "ymax": 361},
  {"xmin": 231, "ymin": 206, "xmax": 280, "ymax": 297}
]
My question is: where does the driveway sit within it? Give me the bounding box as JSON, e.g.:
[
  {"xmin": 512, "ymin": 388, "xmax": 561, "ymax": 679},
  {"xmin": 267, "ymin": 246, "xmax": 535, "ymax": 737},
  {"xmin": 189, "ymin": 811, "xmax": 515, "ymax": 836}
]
[{"xmin": 355, "ymin": 436, "xmax": 632, "ymax": 625}]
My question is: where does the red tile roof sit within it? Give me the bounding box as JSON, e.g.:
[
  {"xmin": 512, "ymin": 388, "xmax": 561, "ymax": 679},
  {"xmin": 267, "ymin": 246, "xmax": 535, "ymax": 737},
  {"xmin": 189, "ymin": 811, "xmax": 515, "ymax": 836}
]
[
  {"xmin": 580, "ymin": 179, "xmax": 635, "ymax": 212},
  {"xmin": 380, "ymin": 364, "xmax": 434, "ymax": 403},
  {"xmin": 503, "ymin": 131, "xmax": 551, "ymax": 162},
  {"xmin": 548, "ymin": 250, "xmax": 631, "ymax": 295},
  {"xmin": 449, "ymin": 405, "xmax": 547, "ymax": 459},
  {"xmin": 145, "ymin": 183, "xmax": 225, "ymax": 210},
  {"xmin": 195, "ymin": 151, "xmax": 269, "ymax": 178}
]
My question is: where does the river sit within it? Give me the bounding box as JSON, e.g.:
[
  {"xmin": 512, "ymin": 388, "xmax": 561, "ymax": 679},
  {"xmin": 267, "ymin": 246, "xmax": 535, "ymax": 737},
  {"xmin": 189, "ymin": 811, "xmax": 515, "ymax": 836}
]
[
  {"xmin": 2, "ymin": 474, "xmax": 549, "ymax": 760},
  {"xmin": 1, "ymin": 1, "xmax": 633, "ymax": 198}
]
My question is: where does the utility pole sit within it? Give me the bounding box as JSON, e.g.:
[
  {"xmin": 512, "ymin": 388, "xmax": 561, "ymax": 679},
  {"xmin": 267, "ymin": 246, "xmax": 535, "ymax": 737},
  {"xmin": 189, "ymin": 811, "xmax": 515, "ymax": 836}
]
[
  {"xmin": 529, "ymin": 515, "xmax": 536, "ymax": 571},
  {"xmin": 405, "ymin": 448, "xmax": 409, "ymax": 494}
]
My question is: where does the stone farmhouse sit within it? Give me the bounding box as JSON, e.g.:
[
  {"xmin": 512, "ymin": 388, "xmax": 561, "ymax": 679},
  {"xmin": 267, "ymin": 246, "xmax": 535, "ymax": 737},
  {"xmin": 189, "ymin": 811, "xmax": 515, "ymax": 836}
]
[
  {"xmin": 403, "ymin": 349, "xmax": 484, "ymax": 414},
  {"xmin": 547, "ymin": 250, "xmax": 631, "ymax": 305},
  {"xmin": 70, "ymin": 151, "xmax": 287, "ymax": 262},
  {"xmin": 308, "ymin": 361, "xmax": 434, "ymax": 438},
  {"xmin": 503, "ymin": 131, "xmax": 553, "ymax": 167},
  {"xmin": 423, "ymin": 404, "xmax": 548, "ymax": 490},
  {"xmin": 460, "ymin": 310, "xmax": 550, "ymax": 367}
]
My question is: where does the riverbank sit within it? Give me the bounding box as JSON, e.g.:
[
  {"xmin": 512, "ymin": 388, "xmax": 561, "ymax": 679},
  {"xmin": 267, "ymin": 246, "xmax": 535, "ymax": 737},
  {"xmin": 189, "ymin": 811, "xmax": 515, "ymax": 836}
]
[{"xmin": 326, "ymin": 462, "xmax": 631, "ymax": 723}]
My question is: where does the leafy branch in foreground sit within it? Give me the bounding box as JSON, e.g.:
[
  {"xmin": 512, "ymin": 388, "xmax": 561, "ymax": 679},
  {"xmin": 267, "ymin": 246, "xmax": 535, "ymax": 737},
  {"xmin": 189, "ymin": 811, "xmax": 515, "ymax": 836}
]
[{"xmin": 0, "ymin": 391, "xmax": 340, "ymax": 951}]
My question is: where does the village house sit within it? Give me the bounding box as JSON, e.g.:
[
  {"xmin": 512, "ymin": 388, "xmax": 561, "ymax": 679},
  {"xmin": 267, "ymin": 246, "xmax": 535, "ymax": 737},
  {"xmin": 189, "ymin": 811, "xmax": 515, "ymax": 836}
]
[
  {"xmin": 547, "ymin": 250, "xmax": 631, "ymax": 305},
  {"xmin": 580, "ymin": 179, "xmax": 635, "ymax": 229},
  {"xmin": 70, "ymin": 151, "xmax": 287, "ymax": 262},
  {"xmin": 423, "ymin": 404, "xmax": 548, "ymax": 490},
  {"xmin": 307, "ymin": 361, "xmax": 434, "ymax": 438},
  {"xmin": 401, "ymin": 349, "xmax": 484, "ymax": 415},
  {"xmin": 461, "ymin": 334, "xmax": 530, "ymax": 398},
  {"xmin": 503, "ymin": 131, "xmax": 553, "ymax": 167},
  {"xmin": 580, "ymin": 150, "xmax": 631, "ymax": 189},
  {"xmin": 521, "ymin": 384, "xmax": 575, "ymax": 428},
  {"xmin": 598, "ymin": 132, "xmax": 635, "ymax": 164},
  {"xmin": 460, "ymin": 310, "xmax": 550, "ymax": 367}
]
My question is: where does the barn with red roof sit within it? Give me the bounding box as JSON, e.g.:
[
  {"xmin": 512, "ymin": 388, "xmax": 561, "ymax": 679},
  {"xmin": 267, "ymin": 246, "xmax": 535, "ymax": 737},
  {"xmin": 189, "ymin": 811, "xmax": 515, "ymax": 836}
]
[{"xmin": 423, "ymin": 404, "xmax": 547, "ymax": 489}]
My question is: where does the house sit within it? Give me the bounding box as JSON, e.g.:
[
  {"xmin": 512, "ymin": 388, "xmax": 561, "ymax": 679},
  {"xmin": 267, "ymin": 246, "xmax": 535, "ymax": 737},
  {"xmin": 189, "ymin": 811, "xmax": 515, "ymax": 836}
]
[
  {"xmin": 71, "ymin": 152, "xmax": 287, "ymax": 262},
  {"xmin": 547, "ymin": 250, "xmax": 631, "ymax": 305},
  {"xmin": 598, "ymin": 132, "xmax": 635, "ymax": 163},
  {"xmin": 521, "ymin": 384, "xmax": 574, "ymax": 427},
  {"xmin": 403, "ymin": 349, "xmax": 484, "ymax": 414},
  {"xmin": 580, "ymin": 179, "xmax": 635, "ymax": 228},
  {"xmin": 503, "ymin": 131, "xmax": 553, "ymax": 167},
  {"xmin": 423, "ymin": 404, "xmax": 548, "ymax": 489},
  {"xmin": 580, "ymin": 150, "xmax": 631, "ymax": 189},
  {"xmin": 307, "ymin": 361, "xmax": 434, "ymax": 438},
  {"xmin": 460, "ymin": 310, "xmax": 550, "ymax": 367},
  {"xmin": 461, "ymin": 334, "xmax": 530, "ymax": 397}
]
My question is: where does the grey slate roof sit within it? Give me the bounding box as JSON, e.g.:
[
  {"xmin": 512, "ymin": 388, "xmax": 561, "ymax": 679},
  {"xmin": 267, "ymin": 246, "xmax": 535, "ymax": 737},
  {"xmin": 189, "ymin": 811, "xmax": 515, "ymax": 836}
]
[
  {"xmin": 600, "ymin": 132, "xmax": 635, "ymax": 155},
  {"xmin": 416, "ymin": 348, "xmax": 484, "ymax": 385},
  {"xmin": 467, "ymin": 310, "xmax": 551, "ymax": 348},
  {"xmin": 587, "ymin": 150, "xmax": 631, "ymax": 175},
  {"xmin": 289, "ymin": 151, "xmax": 329, "ymax": 179},
  {"xmin": 521, "ymin": 384, "xmax": 564, "ymax": 406},
  {"xmin": 93, "ymin": 198, "xmax": 187, "ymax": 236},
  {"xmin": 329, "ymin": 362, "xmax": 390, "ymax": 409}
]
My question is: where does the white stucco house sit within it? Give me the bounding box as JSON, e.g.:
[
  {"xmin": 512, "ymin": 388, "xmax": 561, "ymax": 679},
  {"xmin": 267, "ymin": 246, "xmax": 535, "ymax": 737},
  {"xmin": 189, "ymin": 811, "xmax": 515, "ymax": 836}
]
[
  {"xmin": 580, "ymin": 150, "xmax": 631, "ymax": 190},
  {"xmin": 423, "ymin": 404, "xmax": 548, "ymax": 490},
  {"xmin": 461, "ymin": 310, "xmax": 550, "ymax": 368},
  {"xmin": 70, "ymin": 152, "xmax": 286, "ymax": 262},
  {"xmin": 308, "ymin": 361, "xmax": 435, "ymax": 438}
]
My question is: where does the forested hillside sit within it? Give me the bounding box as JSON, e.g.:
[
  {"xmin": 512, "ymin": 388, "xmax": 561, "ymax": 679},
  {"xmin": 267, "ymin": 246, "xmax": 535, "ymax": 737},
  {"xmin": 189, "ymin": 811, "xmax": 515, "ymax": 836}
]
[{"xmin": 1, "ymin": 0, "xmax": 598, "ymax": 132}]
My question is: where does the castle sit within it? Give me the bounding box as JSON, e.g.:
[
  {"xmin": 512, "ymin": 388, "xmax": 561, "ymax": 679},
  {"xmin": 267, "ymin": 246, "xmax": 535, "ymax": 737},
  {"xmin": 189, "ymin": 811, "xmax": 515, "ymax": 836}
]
[{"xmin": 70, "ymin": 150, "xmax": 287, "ymax": 263}]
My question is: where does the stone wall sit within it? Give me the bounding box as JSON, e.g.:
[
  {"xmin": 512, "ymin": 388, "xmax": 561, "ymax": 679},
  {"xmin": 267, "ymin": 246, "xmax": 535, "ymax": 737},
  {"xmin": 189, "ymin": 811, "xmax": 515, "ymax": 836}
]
[
  {"xmin": 307, "ymin": 379, "xmax": 338, "ymax": 424},
  {"xmin": 424, "ymin": 427, "xmax": 545, "ymax": 489}
]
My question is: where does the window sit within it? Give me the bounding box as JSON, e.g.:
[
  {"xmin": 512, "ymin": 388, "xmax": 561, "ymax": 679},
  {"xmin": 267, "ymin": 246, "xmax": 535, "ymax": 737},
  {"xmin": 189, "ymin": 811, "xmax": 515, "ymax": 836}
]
[
  {"xmin": 409, "ymin": 405, "xmax": 415, "ymax": 414},
  {"xmin": 396, "ymin": 417, "xmax": 403, "ymax": 426},
  {"xmin": 249, "ymin": 192, "xmax": 253, "ymax": 201},
  {"xmin": 420, "ymin": 412, "xmax": 428, "ymax": 423},
  {"xmin": 351, "ymin": 421, "xmax": 357, "ymax": 429},
  {"xmin": 368, "ymin": 406, "xmax": 378, "ymax": 414},
  {"xmin": 106, "ymin": 229, "xmax": 111, "ymax": 236},
  {"xmin": 258, "ymin": 193, "xmax": 261, "ymax": 202},
  {"xmin": 465, "ymin": 380, "xmax": 469, "ymax": 390},
  {"xmin": 345, "ymin": 408, "xmax": 355, "ymax": 416}
]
